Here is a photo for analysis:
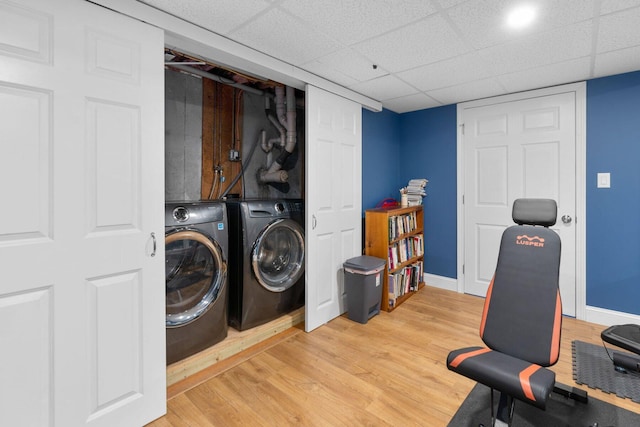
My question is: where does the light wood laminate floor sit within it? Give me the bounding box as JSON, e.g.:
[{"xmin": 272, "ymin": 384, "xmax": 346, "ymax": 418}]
[{"xmin": 147, "ymin": 286, "xmax": 640, "ymax": 426}]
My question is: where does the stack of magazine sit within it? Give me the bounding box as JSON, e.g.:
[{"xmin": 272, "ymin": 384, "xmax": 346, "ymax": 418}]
[{"xmin": 400, "ymin": 178, "xmax": 428, "ymax": 206}]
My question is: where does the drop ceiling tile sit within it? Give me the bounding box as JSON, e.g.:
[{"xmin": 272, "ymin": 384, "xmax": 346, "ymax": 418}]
[
  {"xmin": 601, "ymin": 0, "xmax": 640, "ymax": 14},
  {"xmin": 383, "ymin": 93, "xmax": 442, "ymax": 113},
  {"xmin": 594, "ymin": 46, "xmax": 640, "ymax": 77},
  {"xmin": 445, "ymin": 0, "xmax": 512, "ymax": 49},
  {"xmin": 279, "ymin": 0, "xmax": 437, "ymax": 45},
  {"xmin": 140, "ymin": 0, "xmax": 272, "ymax": 35},
  {"xmin": 497, "ymin": 57, "xmax": 592, "ymax": 93},
  {"xmin": 143, "ymin": 0, "xmax": 640, "ymax": 113},
  {"xmin": 397, "ymin": 52, "xmax": 493, "ymax": 91},
  {"xmin": 478, "ymin": 21, "xmax": 593, "ymax": 76},
  {"xmin": 597, "ymin": 6, "xmax": 640, "ymax": 52},
  {"xmin": 302, "ymin": 48, "xmax": 388, "ymax": 84},
  {"xmin": 300, "ymin": 62, "xmax": 359, "ymax": 87},
  {"xmin": 426, "ymin": 77, "xmax": 505, "ymax": 105},
  {"xmin": 447, "ymin": 0, "xmax": 596, "ymax": 50},
  {"xmin": 353, "ymin": 14, "xmax": 470, "ymax": 73},
  {"xmin": 436, "ymin": 0, "xmax": 469, "ymax": 10},
  {"xmin": 349, "ymin": 74, "xmax": 418, "ymax": 101},
  {"xmin": 228, "ymin": 8, "xmax": 342, "ymax": 66}
]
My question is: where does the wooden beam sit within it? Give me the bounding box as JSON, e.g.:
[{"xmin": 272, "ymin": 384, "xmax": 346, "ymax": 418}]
[
  {"xmin": 201, "ymin": 78, "xmax": 215, "ymax": 199},
  {"xmin": 201, "ymin": 81, "xmax": 244, "ymax": 200}
]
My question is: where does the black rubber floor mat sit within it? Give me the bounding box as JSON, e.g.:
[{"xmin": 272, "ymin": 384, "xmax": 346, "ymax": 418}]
[
  {"xmin": 572, "ymin": 340, "xmax": 640, "ymax": 403},
  {"xmin": 448, "ymin": 383, "xmax": 640, "ymax": 427}
]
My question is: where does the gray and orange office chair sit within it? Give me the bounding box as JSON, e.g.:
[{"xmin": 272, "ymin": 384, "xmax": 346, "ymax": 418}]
[{"xmin": 447, "ymin": 199, "xmax": 584, "ymax": 426}]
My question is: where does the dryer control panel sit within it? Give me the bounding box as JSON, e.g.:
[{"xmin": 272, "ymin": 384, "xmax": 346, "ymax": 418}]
[{"xmin": 165, "ymin": 202, "xmax": 225, "ymax": 226}]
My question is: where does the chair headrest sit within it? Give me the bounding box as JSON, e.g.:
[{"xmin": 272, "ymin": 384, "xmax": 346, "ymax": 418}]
[{"xmin": 512, "ymin": 198, "xmax": 557, "ymax": 226}]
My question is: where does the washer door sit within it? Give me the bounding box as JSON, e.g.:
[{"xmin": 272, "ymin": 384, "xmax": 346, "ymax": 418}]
[
  {"xmin": 252, "ymin": 219, "xmax": 305, "ymax": 292},
  {"xmin": 165, "ymin": 230, "xmax": 227, "ymax": 327}
]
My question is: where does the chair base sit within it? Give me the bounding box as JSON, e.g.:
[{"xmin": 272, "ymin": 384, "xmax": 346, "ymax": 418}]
[
  {"xmin": 492, "ymin": 390, "xmax": 514, "ymax": 426},
  {"xmin": 485, "ymin": 383, "xmax": 588, "ymax": 427},
  {"xmin": 553, "ymin": 382, "xmax": 588, "ymax": 403}
]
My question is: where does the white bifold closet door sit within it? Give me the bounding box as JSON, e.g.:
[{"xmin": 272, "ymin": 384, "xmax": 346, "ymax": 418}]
[
  {"xmin": 0, "ymin": 0, "xmax": 166, "ymax": 426},
  {"xmin": 305, "ymin": 85, "xmax": 362, "ymax": 332}
]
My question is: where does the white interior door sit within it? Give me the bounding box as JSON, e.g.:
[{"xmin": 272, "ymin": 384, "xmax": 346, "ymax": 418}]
[
  {"xmin": 305, "ymin": 85, "xmax": 362, "ymax": 332},
  {"xmin": 462, "ymin": 89, "xmax": 578, "ymax": 316},
  {"xmin": 0, "ymin": 0, "xmax": 166, "ymax": 426}
]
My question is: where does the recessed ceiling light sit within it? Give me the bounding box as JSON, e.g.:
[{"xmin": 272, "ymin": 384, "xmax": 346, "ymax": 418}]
[{"xmin": 506, "ymin": 4, "xmax": 537, "ymax": 29}]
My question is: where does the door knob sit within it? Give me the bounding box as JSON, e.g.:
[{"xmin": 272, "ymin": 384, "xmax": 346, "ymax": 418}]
[{"xmin": 561, "ymin": 215, "xmax": 572, "ymax": 224}]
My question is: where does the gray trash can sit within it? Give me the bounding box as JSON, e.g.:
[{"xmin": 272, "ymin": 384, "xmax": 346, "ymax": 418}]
[{"xmin": 343, "ymin": 255, "xmax": 386, "ymax": 324}]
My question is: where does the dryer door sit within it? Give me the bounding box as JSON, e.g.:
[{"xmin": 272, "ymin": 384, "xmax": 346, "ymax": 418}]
[
  {"xmin": 252, "ymin": 219, "xmax": 305, "ymax": 292},
  {"xmin": 165, "ymin": 230, "xmax": 227, "ymax": 327}
]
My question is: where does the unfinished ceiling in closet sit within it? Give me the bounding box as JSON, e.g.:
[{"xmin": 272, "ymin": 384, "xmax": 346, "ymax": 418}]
[
  {"xmin": 165, "ymin": 50, "xmax": 281, "ymax": 91},
  {"xmin": 142, "ymin": 0, "xmax": 640, "ymax": 113}
]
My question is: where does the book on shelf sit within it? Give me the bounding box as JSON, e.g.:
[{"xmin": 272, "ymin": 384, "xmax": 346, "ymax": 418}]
[
  {"xmin": 365, "ymin": 204, "xmax": 424, "ymax": 312},
  {"xmin": 387, "ymin": 211, "xmax": 418, "ymax": 241},
  {"xmin": 387, "ymin": 259, "xmax": 424, "ymax": 307},
  {"xmin": 386, "ymin": 234, "xmax": 423, "ymax": 270},
  {"xmin": 388, "ymin": 274, "xmax": 396, "ymax": 308}
]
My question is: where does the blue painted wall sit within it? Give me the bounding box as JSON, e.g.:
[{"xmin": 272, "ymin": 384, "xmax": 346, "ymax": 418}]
[
  {"xmin": 362, "ymin": 108, "xmax": 402, "ymax": 210},
  {"xmin": 362, "ymin": 105, "xmax": 457, "ymax": 278},
  {"xmin": 586, "ymin": 71, "xmax": 640, "ymax": 315},
  {"xmin": 362, "ymin": 70, "xmax": 640, "ymax": 316},
  {"xmin": 399, "ymin": 106, "xmax": 458, "ymax": 278}
]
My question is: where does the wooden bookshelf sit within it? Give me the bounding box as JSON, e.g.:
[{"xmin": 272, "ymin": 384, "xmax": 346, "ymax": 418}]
[{"xmin": 364, "ymin": 205, "xmax": 425, "ymax": 312}]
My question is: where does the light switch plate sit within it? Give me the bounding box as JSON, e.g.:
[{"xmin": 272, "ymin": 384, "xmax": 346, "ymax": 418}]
[{"xmin": 597, "ymin": 172, "xmax": 611, "ymax": 188}]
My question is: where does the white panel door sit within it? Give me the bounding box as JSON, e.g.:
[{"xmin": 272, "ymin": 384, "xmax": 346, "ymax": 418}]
[
  {"xmin": 0, "ymin": 0, "xmax": 166, "ymax": 426},
  {"xmin": 463, "ymin": 91, "xmax": 577, "ymax": 316},
  {"xmin": 305, "ymin": 85, "xmax": 362, "ymax": 332}
]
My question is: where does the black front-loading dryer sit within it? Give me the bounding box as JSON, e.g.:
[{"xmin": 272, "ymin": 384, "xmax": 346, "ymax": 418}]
[{"xmin": 226, "ymin": 199, "xmax": 305, "ymax": 331}]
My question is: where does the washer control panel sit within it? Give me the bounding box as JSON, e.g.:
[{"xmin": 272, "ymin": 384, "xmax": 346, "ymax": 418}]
[{"xmin": 173, "ymin": 206, "xmax": 189, "ymax": 222}]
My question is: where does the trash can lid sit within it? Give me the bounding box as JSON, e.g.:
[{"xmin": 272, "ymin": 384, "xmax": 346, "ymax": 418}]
[{"xmin": 344, "ymin": 255, "xmax": 386, "ymax": 272}]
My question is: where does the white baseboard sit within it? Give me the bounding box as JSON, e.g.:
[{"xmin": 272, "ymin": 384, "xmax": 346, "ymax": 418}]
[
  {"xmin": 423, "ymin": 273, "xmax": 640, "ymax": 328},
  {"xmin": 585, "ymin": 305, "xmax": 640, "ymax": 327},
  {"xmin": 423, "ymin": 273, "xmax": 457, "ymax": 292}
]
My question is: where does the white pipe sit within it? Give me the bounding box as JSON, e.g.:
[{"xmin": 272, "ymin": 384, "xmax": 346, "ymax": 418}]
[
  {"xmin": 266, "ymin": 151, "xmax": 273, "ymax": 170},
  {"xmin": 259, "ymin": 85, "xmax": 298, "ymax": 183},
  {"xmin": 275, "ymin": 86, "xmax": 287, "ymax": 128},
  {"xmin": 265, "ymin": 86, "xmax": 297, "ymax": 175},
  {"xmin": 261, "ymin": 129, "xmax": 275, "ymax": 153},
  {"xmin": 284, "ymin": 85, "xmax": 296, "ymax": 153},
  {"xmin": 268, "ymin": 136, "xmax": 281, "ymax": 147},
  {"xmin": 259, "ymin": 169, "xmax": 289, "ymax": 183},
  {"xmin": 267, "ymin": 115, "xmax": 285, "ymax": 149}
]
